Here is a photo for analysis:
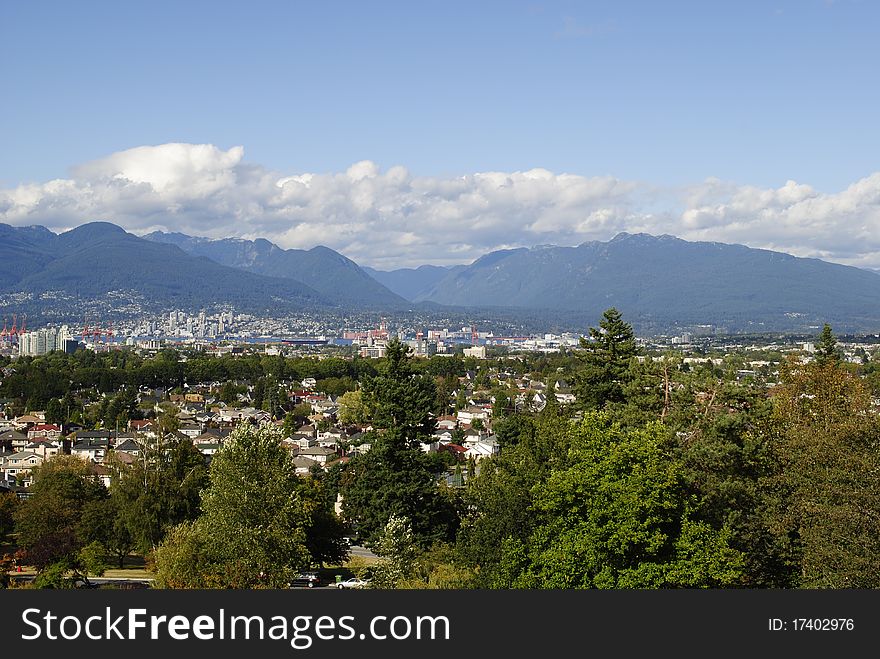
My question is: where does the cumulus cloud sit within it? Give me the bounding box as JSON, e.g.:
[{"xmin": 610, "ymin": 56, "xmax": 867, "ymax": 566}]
[{"xmin": 2, "ymin": 142, "xmax": 880, "ymax": 269}]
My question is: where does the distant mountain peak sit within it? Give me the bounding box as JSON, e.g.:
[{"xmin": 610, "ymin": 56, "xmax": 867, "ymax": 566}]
[
  {"xmin": 142, "ymin": 229, "xmax": 405, "ymax": 308},
  {"xmin": 64, "ymin": 221, "xmax": 127, "ymax": 236}
]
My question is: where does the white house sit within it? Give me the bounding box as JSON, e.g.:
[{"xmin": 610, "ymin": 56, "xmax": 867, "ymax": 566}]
[
  {"xmin": 298, "ymin": 446, "xmax": 337, "ymax": 466},
  {"xmin": 456, "ymin": 406, "xmax": 490, "ymax": 425},
  {"xmin": 1, "ymin": 450, "xmax": 45, "ymax": 484},
  {"xmin": 178, "ymin": 423, "xmax": 203, "ymax": 439},
  {"xmin": 465, "ymin": 439, "xmax": 499, "ymax": 461},
  {"xmin": 71, "ymin": 439, "xmax": 110, "ymax": 463},
  {"xmin": 24, "ymin": 440, "xmax": 61, "ymax": 459}
]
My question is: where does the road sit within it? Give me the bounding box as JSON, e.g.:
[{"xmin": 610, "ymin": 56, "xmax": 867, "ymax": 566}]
[{"xmin": 348, "ymin": 544, "xmax": 378, "ymax": 560}]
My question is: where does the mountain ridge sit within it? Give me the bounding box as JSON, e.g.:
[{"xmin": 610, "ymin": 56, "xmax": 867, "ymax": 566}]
[
  {"xmin": 404, "ymin": 232, "xmax": 880, "ymax": 331},
  {"xmin": 0, "ymin": 222, "xmax": 330, "ymax": 314},
  {"xmin": 4, "ymin": 223, "xmax": 880, "ymax": 332},
  {"xmin": 142, "ymin": 231, "xmax": 406, "ymax": 307}
]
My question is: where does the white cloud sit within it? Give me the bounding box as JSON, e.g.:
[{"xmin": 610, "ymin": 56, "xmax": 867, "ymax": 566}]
[{"xmin": 2, "ymin": 142, "xmax": 880, "ymax": 270}]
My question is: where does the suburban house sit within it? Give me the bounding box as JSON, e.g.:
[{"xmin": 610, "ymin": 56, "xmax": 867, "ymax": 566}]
[
  {"xmin": 456, "ymin": 405, "xmax": 490, "ymax": 426},
  {"xmin": 12, "ymin": 414, "xmax": 44, "ymax": 430},
  {"xmin": 465, "ymin": 438, "xmax": 500, "ymax": 461},
  {"xmin": 71, "ymin": 438, "xmax": 110, "ymax": 463},
  {"xmin": 114, "ymin": 438, "xmax": 142, "ymax": 454},
  {"xmin": 436, "ymin": 417, "xmax": 457, "ymax": 432},
  {"xmin": 293, "ymin": 456, "xmax": 320, "ymax": 476},
  {"xmin": 129, "ymin": 419, "xmax": 156, "ymax": 436},
  {"xmin": 23, "ymin": 439, "xmax": 62, "ymax": 459},
  {"xmin": 297, "ymin": 446, "xmax": 338, "ymax": 467},
  {"xmin": 90, "ymin": 463, "xmax": 112, "ymax": 488},
  {"xmin": 0, "ymin": 450, "xmax": 45, "ymax": 485},
  {"xmin": 0, "ymin": 430, "xmax": 30, "ymax": 452},
  {"xmin": 178, "ymin": 423, "xmax": 203, "ymax": 439},
  {"xmin": 27, "ymin": 423, "xmax": 62, "ymax": 440}
]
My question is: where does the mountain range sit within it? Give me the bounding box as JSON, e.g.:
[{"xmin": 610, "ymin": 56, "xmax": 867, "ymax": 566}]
[
  {"xmin": 3, "ymin": 222, "xmax": 880, "ymax": 333},
  {"xmin": 0, "ymin": 222, "xmax": 328, "ymax": 315},
  {"xmin": 364, "ymin": 233, "xmax": 880, "ymax": 332},
  {"xmin": 143, "ymin": 232, "xmax": 406, "ymax": 307}
]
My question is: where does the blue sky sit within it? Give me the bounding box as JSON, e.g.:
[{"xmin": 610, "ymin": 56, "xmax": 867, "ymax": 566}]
[
  {"xmin": 2, "ymin": 0, "xmax": 879, "ymax": 268},
  {"xmin": 2, "ymin": 0, "xmax": 877, "ymax": 188}
]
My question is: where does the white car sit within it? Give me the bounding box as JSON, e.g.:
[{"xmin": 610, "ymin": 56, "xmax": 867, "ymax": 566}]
[{"xmin": 336, "ymin": 577, "xmax": 370, "ymax": 589}]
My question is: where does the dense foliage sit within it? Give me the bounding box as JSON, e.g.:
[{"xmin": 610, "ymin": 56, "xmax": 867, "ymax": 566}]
[{"xmin": 5, "ymin": 311, "xmax": 880, "ymax": 590}]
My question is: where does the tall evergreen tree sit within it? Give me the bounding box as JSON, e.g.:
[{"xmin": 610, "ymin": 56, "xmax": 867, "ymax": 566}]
[
  {"xmin": 340, "ymin": 338, "xmax": 459, "ymax": 546},
  {"xmin": 814, "ymin": 323, "xmax": 839, "ymax": 365},
  {"xmin": 574, "ymin": 308, "xmax": 639, "ymax": 410}
]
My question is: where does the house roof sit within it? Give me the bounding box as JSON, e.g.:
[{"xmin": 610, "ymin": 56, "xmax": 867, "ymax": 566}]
[
  {"xmin": 115, "ymin": 439, "xmax": 141, "ymax": 452},
  {"xmin": 74, "ymin": 430, "xmax": 111, "ymax": 439},
  {"xmin": 292, "ymin": 456, "xmax": 320, "ymax": 469},
  {"xmin": 299, "ymin": 447, "xmax": 337, "ymax": 456},
  {"xmin": 3, "ymin": 450, "xmax": 44, "ymax": 461},
  {"xmin": 25, "ymin": 440, "xmax": 59, "ymax": 449},
  {"xmin": 90, "ymin": 463, "xmax": 112, "ymax": 476},
  {"xmin": 110, "ymin": 451, "xmax": 137, "ymax": 465},
  {"xmin": 72, "ymin": 439, "xmax": 110, "ymax": 450}
]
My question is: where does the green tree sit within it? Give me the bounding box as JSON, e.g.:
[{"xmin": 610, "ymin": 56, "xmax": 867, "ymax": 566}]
[
  {"xmin": 217, "ymin": 380, "xmax": 244, "ymax": 405},
  {"xmin": 337, "ymin": 389, "xmax": 369, "ymax": 426},
  {"xmin": 13, "ymin": 455, "xmax": 107, "ymax": 573},
  {"xmin": 771, "ymin": 357, "xmax": 880, "ymax": 587},
  {"xmin": 45, "ymin": 398, "xmax": 65, "ymax": 426},
  {"xmin": 456, "ymin": 410, "xmax": 572, "ymax": 587},
  {"xmin": 505, "ymin": 413, "xmax": 744, "ymax": 588},
  {"xmin": 79, "ymin": 496, "xmax": 136, "ymax": 569},
  {"xmin": 574, "ymin": 308, "xmax": 639, "ymax": 410},
  {"xmin": 300, "ymin": 472, "xmax": 349, "ymax": 567},
  {"xmin": 110, "ymin": 437, "xmax": 208, "ymax": 553},
  {"xmin": 340, "ymin": 339, "xmax": 458, "ymax": 546},
  {"xmin": 0, "ymin": 491, "xmax": 18, "ymax": 544},
  {"xmin": 370, "ymin": 515, "xmax": 421, "ymax": 589},
  {"xmin": 340, "ymin": 437, "xmax": 460, "ymax": 548},
  {"xmin": 362, "ymin": 338, "xmax": 437, "ymax": 447},
  {"xmin": 814, "ymin": 323, "xmax": 840, "ymax": 365},
  {"xmin": 154, "ymin": 423, "xmax": 314, "ymax": 588}
]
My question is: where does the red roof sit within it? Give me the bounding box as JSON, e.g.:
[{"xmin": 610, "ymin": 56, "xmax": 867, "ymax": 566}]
[{"xmin": 33, "ymin": 424, "xmax": 61, "ymax": 432}]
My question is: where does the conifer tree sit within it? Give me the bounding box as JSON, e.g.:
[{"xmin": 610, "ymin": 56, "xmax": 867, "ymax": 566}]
[
  {"xmin": 814, "ymin": 323, "xmax": 839, "ymax": 365},
  {"xmin": 574, "ymin": 308, "xmax": 639, "ymax": 410}
]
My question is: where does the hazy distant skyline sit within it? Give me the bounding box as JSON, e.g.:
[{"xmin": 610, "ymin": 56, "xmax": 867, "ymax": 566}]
[{"xmin": 1, "ymin": 0, "xmax": 878, "ymax": 268}]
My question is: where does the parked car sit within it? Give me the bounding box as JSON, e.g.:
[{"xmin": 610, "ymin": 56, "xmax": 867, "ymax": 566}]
[
  {"xmin": 336, "ymin": 577, "xmax": 370, "ymax": 589},
  {"xmin": 290, "ymin": 571, "xmax": 321, "ymax": 588}
]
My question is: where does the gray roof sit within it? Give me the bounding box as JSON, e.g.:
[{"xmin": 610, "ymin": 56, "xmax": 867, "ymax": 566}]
[
  {"xmin": 114, "ymin": 439, "xmax": 141, "ymax": 452},
  {"xmin": 299, "ymin": 446, "xmax": 337, "ymax": 456},
  {"xmin": 292, "ymin": 456, "xmax": 320, "ymax": 469}
]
